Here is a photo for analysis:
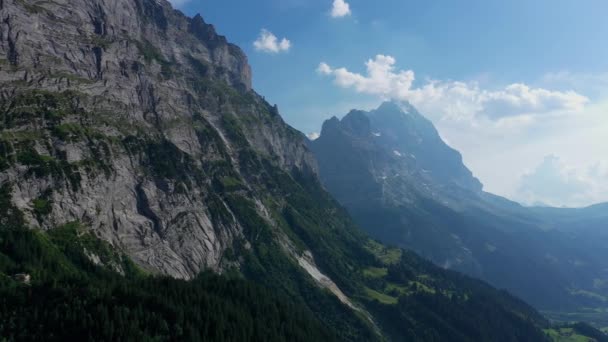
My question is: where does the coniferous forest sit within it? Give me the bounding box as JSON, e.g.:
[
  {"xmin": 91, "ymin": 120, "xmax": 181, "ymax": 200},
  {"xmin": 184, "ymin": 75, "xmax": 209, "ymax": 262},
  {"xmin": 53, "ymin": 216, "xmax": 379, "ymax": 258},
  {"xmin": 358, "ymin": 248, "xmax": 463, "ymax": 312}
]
[{"xmin": 0, "ymin": 224, "xmax": 336, "ymax": 342}]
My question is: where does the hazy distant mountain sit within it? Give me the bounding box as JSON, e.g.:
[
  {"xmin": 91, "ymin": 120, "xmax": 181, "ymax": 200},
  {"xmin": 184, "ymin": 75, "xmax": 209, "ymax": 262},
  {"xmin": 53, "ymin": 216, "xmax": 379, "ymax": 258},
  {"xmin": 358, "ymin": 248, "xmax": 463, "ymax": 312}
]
[{"xmin": 311, "ymin": 101, "xmax": 608, "ymax": 318}]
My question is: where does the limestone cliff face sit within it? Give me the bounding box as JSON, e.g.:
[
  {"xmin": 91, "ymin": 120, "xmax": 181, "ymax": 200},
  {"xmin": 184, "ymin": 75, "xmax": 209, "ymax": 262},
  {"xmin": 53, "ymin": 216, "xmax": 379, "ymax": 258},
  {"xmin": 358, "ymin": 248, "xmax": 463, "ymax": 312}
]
[
  {"xmin": 1, "ymin": 0, "xmax": 252, "ymax": 91},
  {"xmin": 0, "ymin": 0, "xmax": 316, "ymax": 278}
]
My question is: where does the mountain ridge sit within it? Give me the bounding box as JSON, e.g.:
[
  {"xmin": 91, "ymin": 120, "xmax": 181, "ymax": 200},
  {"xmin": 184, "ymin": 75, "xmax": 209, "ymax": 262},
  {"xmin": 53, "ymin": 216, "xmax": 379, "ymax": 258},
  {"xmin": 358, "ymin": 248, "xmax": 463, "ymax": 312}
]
[{"xmin": 311, "ymin": 101, "xmax": 608, "ymax": 317}]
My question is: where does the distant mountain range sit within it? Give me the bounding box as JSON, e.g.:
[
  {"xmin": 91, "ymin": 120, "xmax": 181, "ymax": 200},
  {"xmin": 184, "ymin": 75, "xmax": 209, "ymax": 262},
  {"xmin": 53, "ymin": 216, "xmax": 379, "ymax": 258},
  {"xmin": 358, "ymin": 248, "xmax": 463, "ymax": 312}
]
[{"xmin": 311, "ymin": 101, "xmax": 608, "ymax": 321}]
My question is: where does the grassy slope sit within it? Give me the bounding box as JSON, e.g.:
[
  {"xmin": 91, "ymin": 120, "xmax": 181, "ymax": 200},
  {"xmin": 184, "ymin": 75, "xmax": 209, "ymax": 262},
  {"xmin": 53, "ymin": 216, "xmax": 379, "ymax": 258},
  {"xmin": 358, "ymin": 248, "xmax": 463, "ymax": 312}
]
[{"xmin": 544, "ymin": 323, "xmax": 608, "ymax": 342}]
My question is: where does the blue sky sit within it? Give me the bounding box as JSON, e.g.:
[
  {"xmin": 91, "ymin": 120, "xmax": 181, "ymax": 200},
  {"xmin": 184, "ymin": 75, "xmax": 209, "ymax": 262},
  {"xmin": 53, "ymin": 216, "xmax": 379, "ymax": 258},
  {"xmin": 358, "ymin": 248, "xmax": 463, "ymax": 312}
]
[{"xmin": 172, "ymin": 0, "xmax": 608, "ymax": 207}]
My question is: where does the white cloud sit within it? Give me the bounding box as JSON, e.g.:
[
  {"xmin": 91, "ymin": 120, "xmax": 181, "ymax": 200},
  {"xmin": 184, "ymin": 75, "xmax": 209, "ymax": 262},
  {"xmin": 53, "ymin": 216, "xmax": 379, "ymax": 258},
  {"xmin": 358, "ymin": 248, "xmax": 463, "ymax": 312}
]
[
  {"xmin": 440, "ymin": 98, "xmax": 608, "ymax": 208},
  {"xmin": 253, "ymin": 29, "xmax": 291, "ymax": 54},
  {"xmin": 481, "ymin": 84, "xmax": 588, "ymax": 119},
  {"xmin": 541, "ymin": 71, "xmax": 608, "ymax": 95},
  {"xmin": 318, "ymin": 55, "xmax": 589, "ymax": 122},
  {"xmin": 317, "ymin": 62, "xmax": 332, "ymax": 75},
  {"xmin": 318, "ymin": 55, "xmax": 415, "ymax": 100},
  {"xmin": 331, "ymin": 0, "xmax": 351, "ymax": 18},
  {"xmin": 516, "ymin": 155, "xmax": 608, "ymax": 207},
  {"xmin": 307, "ymin": 132, "xmax": 320, "ymax": 141}
]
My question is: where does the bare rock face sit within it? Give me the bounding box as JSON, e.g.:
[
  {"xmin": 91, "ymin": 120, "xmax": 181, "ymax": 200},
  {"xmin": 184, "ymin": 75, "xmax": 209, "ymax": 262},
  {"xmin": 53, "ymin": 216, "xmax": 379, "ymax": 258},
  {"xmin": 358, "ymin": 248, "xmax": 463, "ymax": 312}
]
[
  {"xmin": 0, "ymin": 0, "xmax": 317, "ymax": 278},
  {"xmin": 310, "ymin": 103, "xmax": 485, "ymax": 275}
]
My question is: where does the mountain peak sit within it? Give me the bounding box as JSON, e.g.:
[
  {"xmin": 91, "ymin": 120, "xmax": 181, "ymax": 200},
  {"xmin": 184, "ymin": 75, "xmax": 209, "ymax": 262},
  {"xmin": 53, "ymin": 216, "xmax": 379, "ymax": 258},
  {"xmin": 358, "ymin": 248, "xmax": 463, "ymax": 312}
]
[
  {"xmin": 319, "ymin": 110, "xmax": 372, "ymax": 139},
  {"xmin": 341, "ymin": 110, "xmax": 372, "ymax": 137},
  {"xmin": 376, "ymin": 101, "xmax": 405, "ymax": 113},
  {"xmin": 313, "ymin": 102, "xmax": 484, "ymax": 201}
]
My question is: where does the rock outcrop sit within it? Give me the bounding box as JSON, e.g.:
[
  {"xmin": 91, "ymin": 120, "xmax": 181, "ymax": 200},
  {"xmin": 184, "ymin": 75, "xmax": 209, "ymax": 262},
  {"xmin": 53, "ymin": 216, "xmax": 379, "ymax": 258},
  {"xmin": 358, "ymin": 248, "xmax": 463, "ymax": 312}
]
[{"xmin": 0, "ymin": 0, "xmax": 315, "ymax": 278}]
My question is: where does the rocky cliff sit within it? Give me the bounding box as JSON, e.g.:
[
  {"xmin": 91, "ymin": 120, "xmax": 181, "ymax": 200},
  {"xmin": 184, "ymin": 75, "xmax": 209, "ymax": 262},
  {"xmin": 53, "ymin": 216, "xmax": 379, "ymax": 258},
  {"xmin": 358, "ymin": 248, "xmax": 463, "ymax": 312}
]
[{"xmin": 0, "ymin": 0, "xmax": 316, "ymax": 278}]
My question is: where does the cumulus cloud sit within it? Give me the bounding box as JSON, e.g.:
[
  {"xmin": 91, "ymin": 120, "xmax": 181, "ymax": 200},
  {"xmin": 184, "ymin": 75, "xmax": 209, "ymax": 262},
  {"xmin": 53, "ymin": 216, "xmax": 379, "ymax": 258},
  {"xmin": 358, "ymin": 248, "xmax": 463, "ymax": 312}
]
[
  {"xmin": 307, "ymin": 132, "xmax": 320, "ymax": 141},
  {"xmin": 331, "ymin": 0, "xmax": 351, "ymax": 18},
  {"xmin": 253, "ymin": 29, "xmax": 291, "ymax": 54},
  {"xmin": 481, "ymin": 84, "xmax": 588, "ymax": 119},
  {"xmin": 516, "ymin": 155, "xmax": 608, "ymax": 207},
  {"xmin": 318, "ymin": 55, "xmax": 415, "ymax": 99},
  {"xmin": 318, "ymin": 55, "xmax": 589, "ymax": 122},
  {"xmin": 317, "ymin": 62, "xmax": 332, "ymax": 75}
]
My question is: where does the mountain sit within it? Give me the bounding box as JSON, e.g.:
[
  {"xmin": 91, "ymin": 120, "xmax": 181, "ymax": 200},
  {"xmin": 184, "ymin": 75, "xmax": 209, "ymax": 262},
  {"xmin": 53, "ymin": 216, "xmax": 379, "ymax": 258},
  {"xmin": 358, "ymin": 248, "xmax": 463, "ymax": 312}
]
[
  {"xmin": 310, "ymin": 102, "xmax": 608, "ymax": 319},
  {"xmin": 0, "ymin": 0, "xmax": 563, "ymax": 340}
]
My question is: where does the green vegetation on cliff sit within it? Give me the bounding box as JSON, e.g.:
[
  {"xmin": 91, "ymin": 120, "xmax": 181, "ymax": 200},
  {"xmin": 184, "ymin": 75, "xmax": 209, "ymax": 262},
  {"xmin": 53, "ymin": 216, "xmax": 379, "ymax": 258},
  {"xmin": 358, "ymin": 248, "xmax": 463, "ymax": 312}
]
[{"xmin": 0, "ymin": 194, "xmax": 337, "ymax": 342}]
